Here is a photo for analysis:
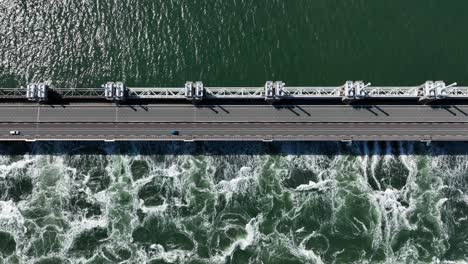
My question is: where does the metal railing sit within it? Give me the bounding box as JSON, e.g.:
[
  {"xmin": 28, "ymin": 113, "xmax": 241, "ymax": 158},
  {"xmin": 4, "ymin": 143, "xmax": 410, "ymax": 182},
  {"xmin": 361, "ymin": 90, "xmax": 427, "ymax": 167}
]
[{"xmin": 2, "ymin": 81, "xmax": 467, "ymax": 102}]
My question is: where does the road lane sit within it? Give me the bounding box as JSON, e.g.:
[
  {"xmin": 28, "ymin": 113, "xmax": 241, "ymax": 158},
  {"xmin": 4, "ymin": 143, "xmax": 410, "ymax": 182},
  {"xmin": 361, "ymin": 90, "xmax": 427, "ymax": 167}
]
[
  {"xmin": 0, "ymin": 122, "xmax": 467, "ymax": 141},
  {"xmin": 1, "ymin": 104, "xmax": 468, "ymax": 123},
  {"xmin": 0, "ymin": 103, "xmax": 467, "ymax": 141}
]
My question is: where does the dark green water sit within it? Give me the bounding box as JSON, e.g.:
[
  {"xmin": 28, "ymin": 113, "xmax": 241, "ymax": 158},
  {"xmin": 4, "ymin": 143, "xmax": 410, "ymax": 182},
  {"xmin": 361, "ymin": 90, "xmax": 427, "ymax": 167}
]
[
  {"xmin": 1, "ymin": 1, "xmax": 468, "ymax": 263},
  {"xmin": 1, "ymin": 0, "xmax": 468, "ymax": 87}
]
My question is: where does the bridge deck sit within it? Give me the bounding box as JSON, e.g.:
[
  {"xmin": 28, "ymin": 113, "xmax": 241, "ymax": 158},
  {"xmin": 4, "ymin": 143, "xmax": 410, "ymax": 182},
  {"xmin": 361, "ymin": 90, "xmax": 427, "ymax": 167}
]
[{"xmin": 0, "ymin": 103, "xmax": 467, "ymax": 142}]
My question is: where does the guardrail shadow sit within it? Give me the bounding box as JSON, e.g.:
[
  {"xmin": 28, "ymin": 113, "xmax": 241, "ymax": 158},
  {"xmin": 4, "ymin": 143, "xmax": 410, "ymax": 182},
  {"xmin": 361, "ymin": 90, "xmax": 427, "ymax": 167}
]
[
  {"xmin": 193, "ymin": 104, "xmax": 231, "ymax": 114},
  {"xmin": 273, "ymin": 105, "xmax": 311, "ymax": 116},
  {"xmin": 350, "ymin": 105, "xmax": 390, "ymax": 116},
  {"xmin": 429, "ymin": 105, "xmax": 468, "ymax": 116}
]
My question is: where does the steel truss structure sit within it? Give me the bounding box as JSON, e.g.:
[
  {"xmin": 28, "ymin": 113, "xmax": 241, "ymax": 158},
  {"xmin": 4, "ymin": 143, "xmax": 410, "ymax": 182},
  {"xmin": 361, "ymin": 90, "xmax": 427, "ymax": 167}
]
[{"xmin": 1, "ymin": 81, "xmax": 467, "ymax": 102}]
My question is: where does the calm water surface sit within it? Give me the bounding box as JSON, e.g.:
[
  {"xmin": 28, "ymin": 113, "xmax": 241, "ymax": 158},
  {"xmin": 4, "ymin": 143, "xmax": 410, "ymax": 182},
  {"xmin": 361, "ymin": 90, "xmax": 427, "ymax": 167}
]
[
  {"xmin": 1, "ymin": 0, "xmax": 468, "ymax": 87},
  {"xmin": 1, "ymin": 1, "xmax": 468, "ymax": 263}
]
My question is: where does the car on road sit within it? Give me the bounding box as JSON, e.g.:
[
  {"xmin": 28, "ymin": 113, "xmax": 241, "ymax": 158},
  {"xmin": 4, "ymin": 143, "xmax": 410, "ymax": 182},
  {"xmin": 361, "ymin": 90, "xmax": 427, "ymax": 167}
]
[
  {"xmin": 170, "ymin": 130, "xmax": 179, "ymax": 136},
  {"xmin": 9, "ymin": 130, "xmax": 20, "ymax": 135}
]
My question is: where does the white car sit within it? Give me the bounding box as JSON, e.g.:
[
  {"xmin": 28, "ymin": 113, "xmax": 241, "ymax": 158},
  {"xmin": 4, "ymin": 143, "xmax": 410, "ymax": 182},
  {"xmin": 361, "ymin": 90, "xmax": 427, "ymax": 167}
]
[{"xmin": 9, "ymin": 130, "xmax": 20, "ymax": 135}]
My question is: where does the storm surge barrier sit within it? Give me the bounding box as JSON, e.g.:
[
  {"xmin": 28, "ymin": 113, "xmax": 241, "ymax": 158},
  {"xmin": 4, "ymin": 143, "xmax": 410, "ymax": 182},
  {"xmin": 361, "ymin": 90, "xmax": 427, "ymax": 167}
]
[{"xmin": 0, "ymin": 81, "xmax": 466, "ymax": 103}]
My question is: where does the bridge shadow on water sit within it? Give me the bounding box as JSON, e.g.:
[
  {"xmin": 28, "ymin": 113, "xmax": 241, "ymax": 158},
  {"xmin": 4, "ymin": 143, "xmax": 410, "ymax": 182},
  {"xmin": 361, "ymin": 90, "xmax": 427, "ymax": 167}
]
[{"xmin": 0, "ymin": 141, "xmax": 467, "ymax": 156}]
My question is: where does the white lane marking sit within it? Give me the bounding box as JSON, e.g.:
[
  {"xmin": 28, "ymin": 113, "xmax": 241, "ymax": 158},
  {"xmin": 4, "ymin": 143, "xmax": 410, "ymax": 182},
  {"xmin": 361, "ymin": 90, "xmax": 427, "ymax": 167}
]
[
  {"xmin": 115, "ymin": 107, "xmax": 119, "ymax": 122},
  {"xmin": 36, "ymin": 106, "xmax": 41, "ymax": 122},
  {"xmin": 35, "ymin": 105, "xmax": 41, "ymax": 134},
  {"xmin": 3, "ymin": 121, "xmax": 468, "ymax": 125},
  {"xmin": 15, "ymin": 136, "xmax": 468, "ymax": 141}
]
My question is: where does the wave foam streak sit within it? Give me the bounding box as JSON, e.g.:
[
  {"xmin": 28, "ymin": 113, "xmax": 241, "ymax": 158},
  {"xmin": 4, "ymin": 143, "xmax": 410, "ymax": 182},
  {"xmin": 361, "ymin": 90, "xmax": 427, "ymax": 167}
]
[{"xmin": 0, "ymin": 142, "xmax": 466, "ymax": 263}]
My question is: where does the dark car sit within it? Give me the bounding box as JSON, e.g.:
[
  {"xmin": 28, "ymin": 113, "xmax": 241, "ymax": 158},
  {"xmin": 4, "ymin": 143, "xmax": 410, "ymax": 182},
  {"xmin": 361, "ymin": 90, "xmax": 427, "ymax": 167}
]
[{"xmin": 170, "ymin": 130, "xmax": 179, "ymax": 136}]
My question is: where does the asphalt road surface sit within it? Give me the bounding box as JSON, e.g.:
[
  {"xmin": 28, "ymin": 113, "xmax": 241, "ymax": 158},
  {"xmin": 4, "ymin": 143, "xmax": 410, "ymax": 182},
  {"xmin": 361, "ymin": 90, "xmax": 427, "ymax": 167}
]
[{"xmin": 1, "ymin": 103, "xmax": 468, "ymax": 141}]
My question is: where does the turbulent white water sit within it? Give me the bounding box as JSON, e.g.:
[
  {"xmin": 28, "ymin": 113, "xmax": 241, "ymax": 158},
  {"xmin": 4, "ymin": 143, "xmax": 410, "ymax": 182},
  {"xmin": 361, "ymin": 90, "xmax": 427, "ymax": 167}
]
[
  {"xmin": 1, "ymin": 0, "xmax": 468, "ymax": 262},
  {"xmin": 0, "ymin": 142, "xmax": 466, "ymax": 263}
]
